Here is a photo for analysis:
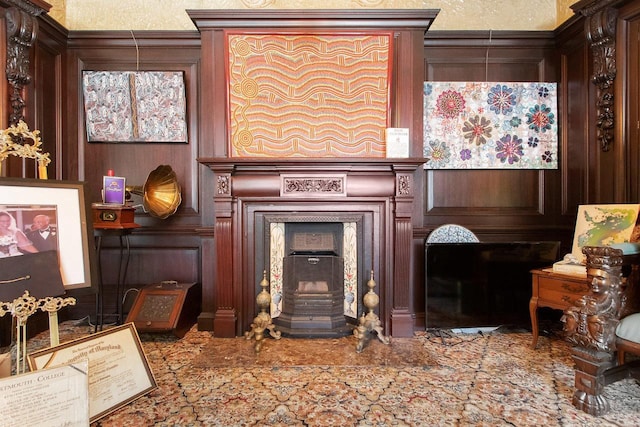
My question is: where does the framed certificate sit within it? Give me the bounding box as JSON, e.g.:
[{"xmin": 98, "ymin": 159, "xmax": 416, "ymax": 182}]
[
  {"xmin": 0, "ymin": 361, "xmax": 90, "ymax": 427},
  {"xmin": 28, "ymin": 323, "xmax": 157, "ymax": 422}
]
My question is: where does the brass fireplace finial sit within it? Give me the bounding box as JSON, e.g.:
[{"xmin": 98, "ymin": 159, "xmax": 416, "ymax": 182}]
[
  {"xmin": 354, "ymin": 270, "xmax": 390, "ymax": 353},
  {"xmin": 245, "ymin": 270, "xmax": 281, "ymax": 352}
]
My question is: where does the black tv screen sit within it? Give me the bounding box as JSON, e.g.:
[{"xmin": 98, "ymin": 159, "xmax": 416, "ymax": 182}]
[{"xmin": 425, "ymin": 241, "xmax": 560, "ymax": 329}]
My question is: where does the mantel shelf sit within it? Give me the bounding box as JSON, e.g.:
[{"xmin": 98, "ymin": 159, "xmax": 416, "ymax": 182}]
[{"xmin": 197, "ymin": 157, "xmax": 428, "ymax": 172}]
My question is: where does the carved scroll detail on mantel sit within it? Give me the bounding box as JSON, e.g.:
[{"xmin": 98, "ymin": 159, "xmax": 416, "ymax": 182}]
[
  {"xmin": 572, "ymin": 0, "xmax": 627, "ymax": 152},
  {"xmin": 2, "ymin": 0, "xmax": 50, "ymax": 125},
  {"xmin": 281, "ymin": 176, "xmax": 346, "ymax": 196},
  {"xmin": 396, "ymin": 174, "xmax": 412, "ymax": 196},
  {"xmin": 217, "ymin": 174, "xmax": 230, "ymax": 195}
]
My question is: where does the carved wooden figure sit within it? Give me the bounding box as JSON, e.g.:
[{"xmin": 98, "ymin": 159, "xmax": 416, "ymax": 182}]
[{"xmin": 562, "ymin": 245, "xmax": 636, "ymax": 416}]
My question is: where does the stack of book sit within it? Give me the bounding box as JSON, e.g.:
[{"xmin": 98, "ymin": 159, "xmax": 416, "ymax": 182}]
[{"xmin": 552, "ymin": 254, "xmax": 586, "ymax": 276}]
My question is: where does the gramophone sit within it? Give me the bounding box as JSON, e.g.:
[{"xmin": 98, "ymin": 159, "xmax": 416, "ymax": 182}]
[
  {"xmin": 94, "ymin": 165, "xmax": 192, "ymax": 333},
  {"xmin": 125, "ymin": 164, "xmax": 182, "ymax": 219},
  {"xmin": 92, "ymin": 165, "xmax": 181, "ymax": 228}
]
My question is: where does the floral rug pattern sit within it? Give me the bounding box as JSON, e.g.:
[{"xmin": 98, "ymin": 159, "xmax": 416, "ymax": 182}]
[{"xmin": 8, "ymin": 321, "xmax": 640, "ymax": 426}]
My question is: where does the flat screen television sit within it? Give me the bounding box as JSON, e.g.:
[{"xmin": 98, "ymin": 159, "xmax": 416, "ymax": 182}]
[{"xmin": 425, "ymin": 241, "xmax": 561, "ymax": 329}]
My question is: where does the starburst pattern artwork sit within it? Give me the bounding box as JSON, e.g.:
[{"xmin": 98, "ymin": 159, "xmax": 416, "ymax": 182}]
[{"xmin": 423, "ymin": 82, "xmax": 558, "ymax": 169}]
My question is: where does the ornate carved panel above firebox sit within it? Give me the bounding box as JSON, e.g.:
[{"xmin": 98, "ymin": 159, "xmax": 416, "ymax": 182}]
[{"xmin": 281, "ymin": 175, "xmax": 346, "ymax": 197}]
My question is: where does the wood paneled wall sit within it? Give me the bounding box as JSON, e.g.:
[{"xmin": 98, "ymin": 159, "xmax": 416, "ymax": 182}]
[
  {"xmin": 421, "ymin": 31, "xmax": 570, "ymax": 239},
  {"xmin": 8, "ymin": 4, "xmax": 640, "ymax": 331},
  {"xmin": 62, "ymin": 31, "xmax": 204, "ymax": 319},
  {"xmin": 411, "ymin": 30, "xmax": 573, "ymax": 328}
]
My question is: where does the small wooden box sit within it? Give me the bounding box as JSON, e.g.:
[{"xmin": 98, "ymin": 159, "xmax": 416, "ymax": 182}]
[
  {"xmin": 125, "ymin": 281, "xmax": 201, "ymax": 338},
  {"xmin": 92, "ymin": 204, "xmax": 140, "ymax": 229}
]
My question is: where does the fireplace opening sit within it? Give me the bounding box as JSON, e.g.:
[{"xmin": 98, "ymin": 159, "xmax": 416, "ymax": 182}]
[{"xmin": 273, "ymin": 222, "xmax": 354, "ymax": 337}]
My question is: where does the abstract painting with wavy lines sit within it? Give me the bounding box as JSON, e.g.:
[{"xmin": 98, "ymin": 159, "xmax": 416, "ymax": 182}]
[
  {"xmin": 226, "ymin": 32, "xmax": 392, "ymax": 157},
  {"xmin": 423, "ymin": 82, "xmax": 558, "ymax": 169}
]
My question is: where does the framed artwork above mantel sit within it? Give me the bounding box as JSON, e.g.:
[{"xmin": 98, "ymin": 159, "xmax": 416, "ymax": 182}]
[{"xmin": 225, "ymin": 31, "xmax": 393, "ymax": 158}]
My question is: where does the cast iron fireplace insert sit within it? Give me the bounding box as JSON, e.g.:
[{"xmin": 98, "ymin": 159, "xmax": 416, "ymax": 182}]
[{"xmin": 275, "ymin": 222, "xmax": 353, "ymax": 337}]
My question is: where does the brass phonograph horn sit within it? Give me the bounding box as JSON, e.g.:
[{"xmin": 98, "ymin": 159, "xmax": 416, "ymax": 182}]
[{"xmin": 126, "ymin": 165, "xmax": 182, "ymax": 219}]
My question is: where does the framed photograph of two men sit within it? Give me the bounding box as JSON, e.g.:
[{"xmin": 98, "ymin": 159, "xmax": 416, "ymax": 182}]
[{"xmin": 0, "ymin": 178, "xmax": 98, "ymax": 299}]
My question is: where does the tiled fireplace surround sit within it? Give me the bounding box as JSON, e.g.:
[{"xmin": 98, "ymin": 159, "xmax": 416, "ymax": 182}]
[{"xmin": 191, "ymin": 10, "xmax": 437, "ymax": 338}]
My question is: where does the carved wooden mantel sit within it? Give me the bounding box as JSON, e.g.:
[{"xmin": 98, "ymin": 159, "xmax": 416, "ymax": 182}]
[
  {"xmin": 198, "ymin": 157, "xmax": 426, "ymax": 338},
  {"xmin": 190, "ymin": 9, "xmax": 437, "ymax": 338}
]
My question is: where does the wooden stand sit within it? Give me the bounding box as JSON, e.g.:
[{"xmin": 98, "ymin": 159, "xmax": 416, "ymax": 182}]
[{"xmin": 93, "ymin": 223, "xmax": 139, "ymax": 330}]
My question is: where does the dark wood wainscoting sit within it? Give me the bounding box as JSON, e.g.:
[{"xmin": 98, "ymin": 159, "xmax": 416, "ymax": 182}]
[{"xmin": 71, "ymin": 239, "xmax": 202, "ymax": 322}]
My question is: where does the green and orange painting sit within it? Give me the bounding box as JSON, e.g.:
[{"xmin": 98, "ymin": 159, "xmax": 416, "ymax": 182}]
[{"xmin": 572, "ymin": 204, "xmax": 640, "ymax": 262}]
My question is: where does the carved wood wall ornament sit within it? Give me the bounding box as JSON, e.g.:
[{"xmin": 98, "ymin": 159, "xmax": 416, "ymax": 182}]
[
  {"xmin": 216, "ymin": 174, "xmax": 230, "ymax": 195},
  {"xmin": 396, "ymin": 174, "xmax": 411, "ymax": 196},
  {"xmin": 588, "ymin": 7, "xmax": 618, "ymax": 152},
  {"xmin": 572, "ymin": 0, "xmax": 628, "ymax": 152},
  {"xmin": 1, "ymin": 0, "xmax": 50, "ymax": 125}
]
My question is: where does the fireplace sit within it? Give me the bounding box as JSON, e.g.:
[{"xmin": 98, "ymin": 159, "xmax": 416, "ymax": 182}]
[
  {"xmin": 279, "ymin": 253, "xmax": 348, "ymax": 336},
  {"xmin": 191, "ymin": 9, "xmax": 437, "ymax": 338},
  {"xmin": 197, "ymin": 158, "xmax": 425, "ymax": 338},
  {"xmin": 272, "ymin": 223, "xmax": 353, "ymax": 337}
]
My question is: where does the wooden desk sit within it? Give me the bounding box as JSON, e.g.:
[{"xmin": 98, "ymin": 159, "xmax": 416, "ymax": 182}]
[{"xmin": 529, "ymin": 268, "xmax": 590, "ymax": 349}]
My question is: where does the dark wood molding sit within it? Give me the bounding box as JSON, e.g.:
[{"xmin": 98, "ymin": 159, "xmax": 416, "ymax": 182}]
[
  {"xmin": 424, "ymin": 30, "xmax": 556, "ymax": 47},
  {"xmin": 0, "ymin": 0, "xmax": 50, "ymax": 15},
  {"xmin": 198, "ymin": 156, "xmax": 428, "ymax": 168},
  {"xmin": 618, "ymin": 1, "xmax": 640, "ymax": 202},
  {"xmin": 67, "ymin": 30, "xmax": 201, "ymax": 48},
  {"xmin": 572, "ymin": 0, "xmax": 627, "ymax": 15},
  {"xmin": 188, "ymin": 8, "xmax": 439, "ymax": 31}
]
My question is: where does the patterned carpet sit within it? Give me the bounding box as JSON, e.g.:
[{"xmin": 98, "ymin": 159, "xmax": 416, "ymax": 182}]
[{"xmin": 7, "ymin": 321, "xmax": 640, "ymax": 426}]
